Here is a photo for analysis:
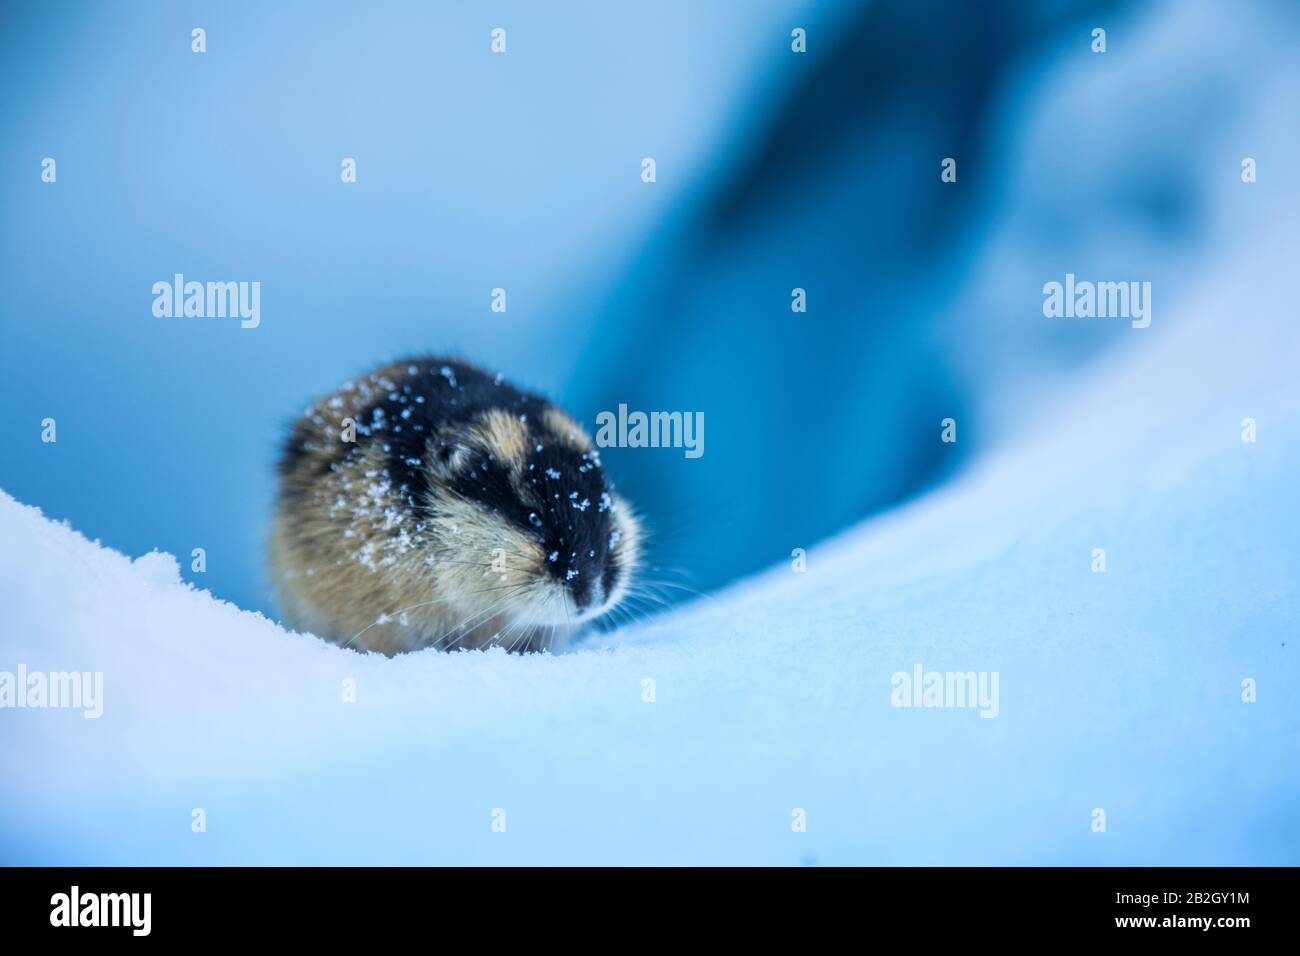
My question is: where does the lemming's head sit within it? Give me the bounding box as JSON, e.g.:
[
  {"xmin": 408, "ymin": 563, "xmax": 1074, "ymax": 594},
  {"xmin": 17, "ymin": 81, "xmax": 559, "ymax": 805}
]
[{"xmin": 369, "ymin": 361, "xmax": 641, "ymax": 630}]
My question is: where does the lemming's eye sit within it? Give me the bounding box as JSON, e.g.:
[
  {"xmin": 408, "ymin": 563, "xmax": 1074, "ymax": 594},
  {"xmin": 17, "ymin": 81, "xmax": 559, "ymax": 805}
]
[{"xmin": 436, "ymin": 442, "xmax": 473, "ymax": 471}]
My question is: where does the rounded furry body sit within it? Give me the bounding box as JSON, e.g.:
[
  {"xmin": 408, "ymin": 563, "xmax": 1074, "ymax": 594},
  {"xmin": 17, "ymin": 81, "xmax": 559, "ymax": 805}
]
[{"xmin": 271, "ymin": 357, "xmax": 640, "ymax": 654}]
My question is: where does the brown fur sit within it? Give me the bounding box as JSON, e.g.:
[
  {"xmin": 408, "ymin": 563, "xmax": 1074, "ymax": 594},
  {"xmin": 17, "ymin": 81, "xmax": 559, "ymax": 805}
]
[
  {"xmin": 542, "ymin": 407, "xmax": 593, "ymax": 451},
  {"xmin": 270, "ymin": 362, "xmax": 640, "ymax": 654}
]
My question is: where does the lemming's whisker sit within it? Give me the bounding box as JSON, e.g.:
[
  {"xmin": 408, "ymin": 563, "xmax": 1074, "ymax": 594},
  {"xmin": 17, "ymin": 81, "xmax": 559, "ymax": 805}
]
[
  {"xmin": 616, "ymin": 598, "xmax": 660, "ymax": 629},
  {"xmin": 342, "ymin": 597, "xmax": 454, "ymax": 650},
  {"xmin": 469, "ymin": 583, "xmax": 535, "ymax": 596},
  {"xmin": 439, "ymin": 589, "xmax": 526, "ymax": 651},
  {"xmin": 430, "ymin": 559, "xmax": 535, "ymax": 572},
  {"xmin": 443, "ymin": 594, "xmax": 520, "ymax": 649},
  {"xmin": 526, "ymin": 593, "xmax": 560, "ymax": 654},
  {"xmin": 631, "ymin": 578, "xmax": 713, "ymax": 602},
  {"xmin": 617, "ymin": 598, "xmax": 656, "ymax": 627},
  {"xmin": 622, "ymin": 590, "xmax": 671, "ymax": 612},
  {"xmin": 498, "ymin": 598, "xmax": 535, "ymax": 654},
  {"xmin": 496, "ymin": 606, "xmax": 526, "ymax": 653},
  {"xmin": 452, "ymin": 585, "xmax": 534, "ymax": 646},
  {"xmin": 505, "ymin": 603, "xmax": 542, "ymax": 654}
]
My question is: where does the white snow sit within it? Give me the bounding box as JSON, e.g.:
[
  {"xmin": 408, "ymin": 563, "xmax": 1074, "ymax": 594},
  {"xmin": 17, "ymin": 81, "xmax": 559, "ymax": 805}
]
[{"xmin": 2, "ymin": 222, "xmax": 1298, "ymax": 864}]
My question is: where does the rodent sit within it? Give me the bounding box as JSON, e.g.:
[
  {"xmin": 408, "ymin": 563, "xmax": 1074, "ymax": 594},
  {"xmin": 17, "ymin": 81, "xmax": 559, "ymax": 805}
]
[{"xmin": 270, "ymin": 357, "xmax": 641, "ymax": 655}]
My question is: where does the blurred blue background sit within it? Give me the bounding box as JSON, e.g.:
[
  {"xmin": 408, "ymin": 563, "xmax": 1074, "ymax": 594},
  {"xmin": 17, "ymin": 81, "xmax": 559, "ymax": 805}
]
[{"xmin": 1, "ymin": 0, "xmax": 1295, "ymax": 617}]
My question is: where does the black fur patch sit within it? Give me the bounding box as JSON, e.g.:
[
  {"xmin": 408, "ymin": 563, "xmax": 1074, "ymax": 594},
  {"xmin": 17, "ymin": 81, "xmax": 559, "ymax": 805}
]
[
  {"xmin": 283, "ymin": 357, "xmax": 619, "ymax": 606},
  {"xmin": 517, "ymin": 438, "xmax": 616, "ymax": 607}
]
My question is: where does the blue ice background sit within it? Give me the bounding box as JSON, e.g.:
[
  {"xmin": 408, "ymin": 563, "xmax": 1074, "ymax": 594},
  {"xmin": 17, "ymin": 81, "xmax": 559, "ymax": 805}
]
[{"xmin": 0, "ymin": 0, "xmax": 1184, "ymax": 614}]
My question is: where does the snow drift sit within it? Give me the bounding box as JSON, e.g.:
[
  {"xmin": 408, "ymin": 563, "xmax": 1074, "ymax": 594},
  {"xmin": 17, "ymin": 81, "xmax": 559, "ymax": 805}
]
[{"xmin": 3, "ymin": 225, "xmax": 1298, "ymax": 863}]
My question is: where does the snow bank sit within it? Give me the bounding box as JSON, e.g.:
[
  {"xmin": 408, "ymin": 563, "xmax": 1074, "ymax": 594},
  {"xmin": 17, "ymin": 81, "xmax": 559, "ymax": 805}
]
[{"xmin": 3, "ymin": 223, "xmax": 1298, "ymax": 864}]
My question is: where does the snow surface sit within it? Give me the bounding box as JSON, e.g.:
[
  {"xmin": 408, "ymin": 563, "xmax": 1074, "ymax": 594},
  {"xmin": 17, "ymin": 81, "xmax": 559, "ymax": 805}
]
[{"xmin": 3, "ymin": 221, "xmax": 1298, "ymax": 864}]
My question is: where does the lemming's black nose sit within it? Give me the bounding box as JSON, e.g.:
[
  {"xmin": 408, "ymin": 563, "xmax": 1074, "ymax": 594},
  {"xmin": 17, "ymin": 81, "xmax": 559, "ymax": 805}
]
[{"xmin": 568, "ymin": 575, "xmax": 605, "ymax": 612}]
